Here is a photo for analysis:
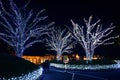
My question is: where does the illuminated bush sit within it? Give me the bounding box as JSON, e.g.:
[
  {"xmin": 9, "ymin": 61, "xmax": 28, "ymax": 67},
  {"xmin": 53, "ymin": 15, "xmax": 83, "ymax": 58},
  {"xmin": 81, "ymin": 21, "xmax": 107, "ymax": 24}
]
[
  {"xmin": 0, "ymin": 53, "xmax": 42, "ymax": 79},
  {"xmin": 50, "ymin": 59, "xmax": 117, "ymax": 65},
  {"xmin": 50, "ymin": 59, "xmax": 120, "ymax": 70}
]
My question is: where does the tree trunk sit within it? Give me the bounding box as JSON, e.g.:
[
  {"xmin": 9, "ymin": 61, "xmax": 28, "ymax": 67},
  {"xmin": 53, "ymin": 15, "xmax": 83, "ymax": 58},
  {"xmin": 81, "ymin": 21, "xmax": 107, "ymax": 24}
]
[
  {"xmin": 16, "ymin": 53, "xmax": 22, "ymax": 57},
  {"xmin": 56, "ymin": 49, "xmax": 62, "ymax": 61},
  {"xmin": 56, "ymin": 55, "xmax": 61, "ymax": 61},
  {"xmin": 15, "ymin": 44, "xmax": 23, "ymax": 58},
  {"xmin": 85, "ymin": 49, "xmax": 93, "ymax": 63}
]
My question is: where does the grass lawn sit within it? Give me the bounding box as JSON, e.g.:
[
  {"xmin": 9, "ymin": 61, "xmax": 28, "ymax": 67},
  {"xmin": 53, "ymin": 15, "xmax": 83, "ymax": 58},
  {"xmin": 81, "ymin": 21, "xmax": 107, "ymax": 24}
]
[{"xmin": 0, "ymin": 53, "xmax": 39, "ymax": 79}]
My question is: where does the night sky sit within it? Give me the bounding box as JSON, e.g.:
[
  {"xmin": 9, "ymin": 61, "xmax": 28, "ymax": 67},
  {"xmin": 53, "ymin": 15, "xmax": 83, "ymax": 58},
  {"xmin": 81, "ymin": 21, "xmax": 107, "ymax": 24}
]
[{"xmin": 0, "ymin": 0, "xmax": 120, "ymax": 58}]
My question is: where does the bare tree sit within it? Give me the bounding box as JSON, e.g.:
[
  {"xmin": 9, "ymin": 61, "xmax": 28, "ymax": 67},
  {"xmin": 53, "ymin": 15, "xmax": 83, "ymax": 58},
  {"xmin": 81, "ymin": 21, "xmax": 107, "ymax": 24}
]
[
  {"xmin": 0, "ymin": 0, "xmax": 53, "ymax": 57},
  {"xmin": 68, "ymin": 16, "xmax": 119, "ymax": 62},
  {"xmin": 46, "ymin": 27, "xmax": 74, "ymax": 60}
]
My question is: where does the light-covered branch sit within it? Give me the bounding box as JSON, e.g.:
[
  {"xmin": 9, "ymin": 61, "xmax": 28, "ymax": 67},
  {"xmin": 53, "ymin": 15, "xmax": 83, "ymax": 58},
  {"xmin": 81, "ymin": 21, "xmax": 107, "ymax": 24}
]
[
  {"xmin": 68, "ymin": 16, "xmax": 119, "ymax": 61},
  {"xmin": 0, "ymin": 0, "xmax": 52, "ymax": 57},
  {"xmin": 46, "ymin": 27, "xmax": 74, "ymax": 60}
]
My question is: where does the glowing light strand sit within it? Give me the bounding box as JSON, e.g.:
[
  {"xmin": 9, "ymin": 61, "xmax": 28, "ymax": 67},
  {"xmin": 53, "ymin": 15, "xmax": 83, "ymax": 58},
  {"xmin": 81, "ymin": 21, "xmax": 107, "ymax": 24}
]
[
  {"xmin": 51, "ymin": 60, "xmax": 120, "ymax": 70},
  {"xmin": 0, "ymin": 67, "xmax": 43, "ymax": 80},
  {"xmin": 68, "ymin": 16, "xmax": 119, "ymax": 61},
  {"xmin": 46, "ymin": 27, "xmax": 74, "ymax": 60},
  {"xmin": 0, "ymin": 0, "xmax": 53, "ymax": 57}
]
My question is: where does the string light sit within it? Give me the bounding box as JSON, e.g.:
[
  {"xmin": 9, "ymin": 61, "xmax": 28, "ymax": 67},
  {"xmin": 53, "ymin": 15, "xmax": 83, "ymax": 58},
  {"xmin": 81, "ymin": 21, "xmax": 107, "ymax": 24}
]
[
  {"xmin": 51, "ymin": 60, "xmax": 120, "ymax": 70},
  {"xmin": 69, "ymin": 16, "xmax": 119, "ymax": 61},
  {"xmin": 0, "ymin": 67, "xmax": 43, "ymax": 80},
  {"xmin": 46, "ymin": 27, "xmax": 73, "ymax": 60},
  {"xmin": 0, "ymin": 0, "xmax": 53, "ymax": 57}
]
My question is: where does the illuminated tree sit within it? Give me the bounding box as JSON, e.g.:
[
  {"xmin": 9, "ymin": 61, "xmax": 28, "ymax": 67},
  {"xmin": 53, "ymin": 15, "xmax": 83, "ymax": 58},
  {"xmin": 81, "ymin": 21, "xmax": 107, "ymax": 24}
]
[
  {"xmin": 46, "ymin": 27, "xmax": 74, "ymax": 60},
  {"xmin": 68, "ymin": 16, "xmax": 119, "ymax": 62},
  {"xmin": 0, "ymin": 0, "xmax": 53, "ymax": 57}
]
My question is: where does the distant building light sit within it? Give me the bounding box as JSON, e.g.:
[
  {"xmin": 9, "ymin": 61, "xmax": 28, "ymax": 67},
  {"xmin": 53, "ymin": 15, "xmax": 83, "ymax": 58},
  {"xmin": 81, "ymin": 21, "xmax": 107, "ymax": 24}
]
[
  {"xmin": 83, "ymin": 55, "xmax": 100, "ymax": 60},
  {"xmin": 76, "ymin": 54, "xmax": 80, "ymax": 60},
  {"xmin": 22, "ymin": 55, "xmax": 55, "ymax": 64}
]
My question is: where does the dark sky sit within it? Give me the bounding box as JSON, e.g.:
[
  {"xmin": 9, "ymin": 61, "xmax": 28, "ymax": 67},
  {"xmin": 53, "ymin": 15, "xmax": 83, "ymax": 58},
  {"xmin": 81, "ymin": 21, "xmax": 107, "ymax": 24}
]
[
  {"xmin": 26, "ymin": 0, "xmax": 120, "ymax": 57},
  {"xmin": 30, "ymin": 0, "xmax": 120, "ymax": 26},
  {"xmin": 0, "ymin": 0, "xmax": 120, "ymax": 57}
]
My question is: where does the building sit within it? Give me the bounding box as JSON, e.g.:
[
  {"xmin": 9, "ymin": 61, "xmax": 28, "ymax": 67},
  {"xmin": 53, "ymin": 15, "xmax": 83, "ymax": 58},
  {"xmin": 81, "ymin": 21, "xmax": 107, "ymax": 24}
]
[
  {"xmin": 22, "ymin": 54, "xmax": 55, "ymax": 64},
  {"xmin": 22, "ymin": 54, "xmax": 103, "ymax": 64}
]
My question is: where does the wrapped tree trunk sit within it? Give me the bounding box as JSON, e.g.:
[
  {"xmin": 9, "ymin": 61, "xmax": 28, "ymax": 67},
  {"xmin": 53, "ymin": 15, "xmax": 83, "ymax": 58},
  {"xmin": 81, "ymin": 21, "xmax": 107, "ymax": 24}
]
[
  {"xmin": 0, "ymin": 0, "xmax": 53, "ymax": 57},
  {"xmin": 67, "ymin": 16, "xmax": 119, "ymax": 62},
  {"xmin": 46, "ymin": 27, "xmax": 74, "ymax": 61}
]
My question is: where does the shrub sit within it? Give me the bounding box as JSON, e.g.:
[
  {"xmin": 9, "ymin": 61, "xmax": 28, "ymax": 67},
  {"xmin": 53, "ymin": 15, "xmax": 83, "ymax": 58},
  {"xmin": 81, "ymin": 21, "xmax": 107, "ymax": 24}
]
[
  {"xmin": 0, "ymin": 53, "xmax": 39, "ymax": 78},
  {"xmin": 50, "ymin": 59, "xmax": 117, "ymax": 65}
]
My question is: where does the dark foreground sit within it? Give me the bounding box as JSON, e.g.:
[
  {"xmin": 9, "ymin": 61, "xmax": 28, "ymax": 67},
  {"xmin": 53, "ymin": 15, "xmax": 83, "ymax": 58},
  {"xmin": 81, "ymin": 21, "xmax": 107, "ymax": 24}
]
[{"xmin": 38, "ymin": 67, "xmax": 120, "ymax": 80}]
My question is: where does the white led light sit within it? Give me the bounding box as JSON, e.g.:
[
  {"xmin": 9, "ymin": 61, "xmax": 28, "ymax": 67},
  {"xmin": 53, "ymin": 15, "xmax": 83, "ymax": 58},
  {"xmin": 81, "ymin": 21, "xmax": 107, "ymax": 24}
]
[
  {"xmin": 0, "ymin": 67, "xmax": 43, "ymax": 80},
  {"xmin": 51, "ymin": 60, "xmax": 120, "ymax": 70},
  {"xmin": 46, "ymin": 27, "xmax": 73, "ymax": 61},
  {"xmin": 69, "ymin": 16, "xmax": 119, "ymax": 61},
  {"xmin": 0, "ymin": 0, "xmax": 53, "ymax": 57}
]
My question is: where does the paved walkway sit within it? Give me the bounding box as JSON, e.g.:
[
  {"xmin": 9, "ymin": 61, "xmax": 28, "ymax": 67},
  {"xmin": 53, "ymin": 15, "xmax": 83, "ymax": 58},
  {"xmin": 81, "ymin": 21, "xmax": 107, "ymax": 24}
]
[
  {"xmin": 37, "ymin": 67, "xmax": 120, "ymax": 80},
  {"xmin": 40, "ymin": 71, "xmax": 72, "ymax": 80},
  {"xmin": 37, "ymin": 69, "xmax": 104, "ymax": 80}
]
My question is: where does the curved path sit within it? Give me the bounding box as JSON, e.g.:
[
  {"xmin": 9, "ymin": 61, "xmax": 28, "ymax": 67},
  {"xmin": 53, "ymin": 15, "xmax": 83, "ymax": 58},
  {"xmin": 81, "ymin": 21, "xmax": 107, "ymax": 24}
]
[{"xmin": 37, "ymin": 67, "xmax": 120, "ymax": 80}]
